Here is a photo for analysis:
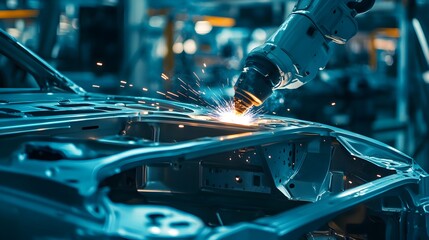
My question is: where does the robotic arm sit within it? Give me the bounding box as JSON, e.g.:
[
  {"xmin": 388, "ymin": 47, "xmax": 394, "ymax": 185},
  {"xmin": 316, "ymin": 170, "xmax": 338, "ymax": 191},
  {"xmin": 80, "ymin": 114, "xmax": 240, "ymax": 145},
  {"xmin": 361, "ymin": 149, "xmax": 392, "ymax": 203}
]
[{"xmin": 233, "ymin": 0, "xmax": 375, "ymax": 114}]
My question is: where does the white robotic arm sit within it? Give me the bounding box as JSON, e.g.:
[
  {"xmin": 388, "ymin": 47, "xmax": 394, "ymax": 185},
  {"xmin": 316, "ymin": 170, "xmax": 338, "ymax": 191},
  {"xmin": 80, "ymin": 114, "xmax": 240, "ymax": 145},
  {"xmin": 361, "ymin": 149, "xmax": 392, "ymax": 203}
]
[{"xmin": 233, "ymin": 0, "xmax": 375, "ymax": 114}]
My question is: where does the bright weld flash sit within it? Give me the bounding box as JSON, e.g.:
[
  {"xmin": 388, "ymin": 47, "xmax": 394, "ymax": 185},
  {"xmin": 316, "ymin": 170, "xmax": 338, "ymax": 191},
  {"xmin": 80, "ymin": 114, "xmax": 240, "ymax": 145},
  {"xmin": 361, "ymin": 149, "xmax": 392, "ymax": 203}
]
[
  {"xmin": 217, "ymin": 111, "xmax": 254, "ymax": 125},
  {"xmin": 211, "ymin": 101, "xmax": 257, "ymax": 125}
]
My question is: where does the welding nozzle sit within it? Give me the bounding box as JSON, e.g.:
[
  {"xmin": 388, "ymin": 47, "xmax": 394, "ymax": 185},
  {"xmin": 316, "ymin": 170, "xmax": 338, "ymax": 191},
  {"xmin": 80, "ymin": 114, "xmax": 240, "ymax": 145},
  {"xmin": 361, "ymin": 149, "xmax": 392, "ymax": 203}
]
[
  {"xmin": 233, "ymin": 56, "xmax": 280, "ymax": 115},
  {"xmin": 234, "ymin": 88, "xmax": 262, "ymax": 115}
]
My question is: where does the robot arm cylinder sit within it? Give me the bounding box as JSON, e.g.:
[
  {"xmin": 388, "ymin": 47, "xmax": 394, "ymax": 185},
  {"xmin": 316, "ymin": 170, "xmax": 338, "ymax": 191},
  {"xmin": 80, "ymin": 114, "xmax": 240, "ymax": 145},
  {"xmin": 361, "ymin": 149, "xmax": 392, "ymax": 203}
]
[{"xmin": 233, "ymin": 0, "xmax": 375, "ymax": 114}]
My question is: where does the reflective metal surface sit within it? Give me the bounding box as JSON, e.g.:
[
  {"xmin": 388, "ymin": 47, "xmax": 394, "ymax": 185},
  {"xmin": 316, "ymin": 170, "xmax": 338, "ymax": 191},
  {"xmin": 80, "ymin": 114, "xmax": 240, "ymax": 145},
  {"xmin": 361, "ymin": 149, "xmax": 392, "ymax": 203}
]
[{"xmin": 0, "ymin": 27, "xmax": 428, "ymax": 240}]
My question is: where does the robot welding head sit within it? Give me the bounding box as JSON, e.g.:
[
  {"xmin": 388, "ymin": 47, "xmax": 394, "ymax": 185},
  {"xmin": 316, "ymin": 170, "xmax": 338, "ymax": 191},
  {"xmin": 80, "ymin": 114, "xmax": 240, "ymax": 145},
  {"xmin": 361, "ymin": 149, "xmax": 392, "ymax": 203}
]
[
  {"xmin": 233, "ymin": 55, "xmax": 281, "ymax": 115},
  {"xmin": 233, "ymin": 0, "xmax": 376, "ymax": 115}
]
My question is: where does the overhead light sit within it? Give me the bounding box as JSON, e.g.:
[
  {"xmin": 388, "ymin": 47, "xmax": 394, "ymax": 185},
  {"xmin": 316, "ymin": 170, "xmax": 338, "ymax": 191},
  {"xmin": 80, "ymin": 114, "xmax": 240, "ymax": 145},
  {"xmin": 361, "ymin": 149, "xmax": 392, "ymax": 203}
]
[
  {"xmin": 175, "ymin": 20, "xmax": 185, "ymax": 30},
  {"xmin": 184, "ymin": 39, "xmax": 197, "ymax": 55},
  {"xmin": 6, "ymin": 28, "xmax": 20, "ymax": 38},
  {"xmin": 156, "ymin": 39, "xmax": 167, "ymax": 57},
  {"xmin": 149, "ymin": 15, "xmax": 165, "ymax": 28},
  {"xmin": 373, "ymin": 38, "xmax": 396, "ymax": 52},
  {"xmin": 172, "ymin": 42, "xmax": 184, "ymax": 54},
  {"xmin": 6, "ymin": 0, "xmax": 18, "ymax": 9},
  {"xmin": 252, "ymin": 28, "xmax": 267, "ymax": 42},
  {"xmin": 195, "ymin": 21, "xmax": 212, "ymax": 35}
]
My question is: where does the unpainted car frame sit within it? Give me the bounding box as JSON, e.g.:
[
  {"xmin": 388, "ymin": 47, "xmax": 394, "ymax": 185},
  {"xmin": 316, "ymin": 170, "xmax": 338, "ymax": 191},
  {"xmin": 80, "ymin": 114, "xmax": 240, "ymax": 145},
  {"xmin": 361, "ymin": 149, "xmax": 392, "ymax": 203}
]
[{"xmin": 0, "ymin": 29, "xmax": 428, "ymax": 239}]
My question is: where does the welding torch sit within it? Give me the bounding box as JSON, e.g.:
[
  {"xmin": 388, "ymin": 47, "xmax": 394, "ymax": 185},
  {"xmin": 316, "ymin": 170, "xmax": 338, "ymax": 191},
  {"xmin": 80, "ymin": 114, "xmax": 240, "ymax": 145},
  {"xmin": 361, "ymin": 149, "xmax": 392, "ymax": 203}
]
[{"xmin": 233, "ymin": 0, "xmax": 375, "ymax": 114}]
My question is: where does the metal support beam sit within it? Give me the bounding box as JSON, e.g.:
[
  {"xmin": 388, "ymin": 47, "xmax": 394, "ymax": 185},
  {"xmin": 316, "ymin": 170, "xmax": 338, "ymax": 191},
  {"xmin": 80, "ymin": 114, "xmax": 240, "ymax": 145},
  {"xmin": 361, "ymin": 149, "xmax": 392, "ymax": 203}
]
[
  {"xmin": 396, "ymin": 0, "xmax": 411, "ymax": 152},
  {"xmin": 123, "ymin": 0, "xmax": 149, "ymax": 90}
]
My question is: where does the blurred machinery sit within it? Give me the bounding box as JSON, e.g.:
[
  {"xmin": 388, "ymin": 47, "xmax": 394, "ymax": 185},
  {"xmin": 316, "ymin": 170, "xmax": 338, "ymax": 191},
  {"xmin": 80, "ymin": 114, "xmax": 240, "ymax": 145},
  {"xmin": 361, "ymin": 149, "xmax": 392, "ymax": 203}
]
[{"xmin": 0, "ymin": 0, "xmax": 428, "ymax": 169}]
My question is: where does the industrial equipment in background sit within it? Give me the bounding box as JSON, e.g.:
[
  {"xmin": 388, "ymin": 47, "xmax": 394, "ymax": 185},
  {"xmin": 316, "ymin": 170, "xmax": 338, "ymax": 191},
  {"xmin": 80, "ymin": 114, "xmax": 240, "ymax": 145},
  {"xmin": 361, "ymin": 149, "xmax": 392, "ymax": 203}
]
[{"xmin": 0, "ymin": 27, "xmax": 428, "ymax": 239}]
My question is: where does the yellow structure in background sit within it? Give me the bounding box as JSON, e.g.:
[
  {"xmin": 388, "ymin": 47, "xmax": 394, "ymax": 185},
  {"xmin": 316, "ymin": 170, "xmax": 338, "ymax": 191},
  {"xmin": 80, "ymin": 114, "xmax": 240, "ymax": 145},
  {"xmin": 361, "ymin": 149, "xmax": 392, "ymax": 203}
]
[
  {"xmin": 202, "ymin": 16, "xmax": 235, "ymax": 27},
  {"xmin": 369, "ymin": 28, "xmax": 400, "ymax": 69},
  {"xmin": 0, "ymin": 10, "xmax": 39, "ymax": 19}
]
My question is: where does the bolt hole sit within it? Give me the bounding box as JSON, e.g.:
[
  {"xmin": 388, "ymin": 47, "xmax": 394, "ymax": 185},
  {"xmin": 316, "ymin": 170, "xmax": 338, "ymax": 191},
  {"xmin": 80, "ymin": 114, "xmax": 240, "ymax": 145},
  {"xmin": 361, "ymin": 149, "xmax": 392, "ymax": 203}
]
[
  {"xmin": 289, "ymin": 183, "xmax": 295, "ymax": 189},
  {"xmin": 66, "ymin": 179, "xmax": 78, "ymax": 183},
  {"xmin": 170, "ymin": 221, "xmax": 190, "ymax": 228},
  {"xmin": 93, "ymin": 206, "xmax": 100, "ymax": 214},
  {"xmin": 147, "ymin": 213, "xmax": 166, "ymax": 221}
]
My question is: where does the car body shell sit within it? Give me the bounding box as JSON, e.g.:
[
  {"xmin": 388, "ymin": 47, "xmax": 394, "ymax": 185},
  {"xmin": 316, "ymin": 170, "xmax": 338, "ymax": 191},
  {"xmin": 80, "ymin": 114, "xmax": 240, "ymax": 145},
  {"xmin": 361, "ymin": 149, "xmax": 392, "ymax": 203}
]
[{"xmin": 0, "ymin": 29, "xmax": 428, "ymax": 239}]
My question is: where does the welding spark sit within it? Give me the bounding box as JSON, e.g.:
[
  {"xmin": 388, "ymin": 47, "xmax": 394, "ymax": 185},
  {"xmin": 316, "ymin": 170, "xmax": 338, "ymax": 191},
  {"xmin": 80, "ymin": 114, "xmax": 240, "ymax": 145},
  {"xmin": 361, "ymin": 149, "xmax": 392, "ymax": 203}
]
[
  {"xmin": 188, "ymin": 96, "xmax": 198, "ymax": 102},
  {"xmin": 216, "ymin": 110, "xmax": 255, "ymax": 125},
  {"xmin": 193, "ymin": 72, "xmax": 201, "ymax": 83},
  {"xmin": 165, "ymin": 95, "xmax": 175, "ymax": 101},
  {"xmin": 177, "ymin": 91, "xmax": 187, "ymax": 98},
  {"xmin": 189, "ymin": 88, "xmax": 199, "ymax": 96},
  {"xmin": 148, "ymin": 66, "xmax": 262, "ymax": 124},
  {"xmin": 177, "ymin": 77, "xmax": 187, "ymax": 85},
  {"xmin": 209, "ymin": 101, "xmax": 258, "ymax": 125},
  {"xmin": 167, "ymin": 91, "xmax": 179, "ymax": 98},
  {"xmin": 161, "ymin": 73, "xmax": 169, "ymax": 80}
]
